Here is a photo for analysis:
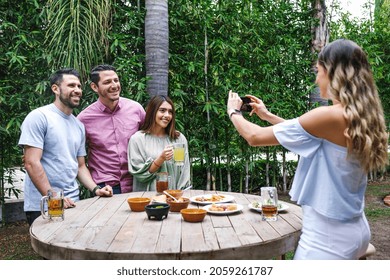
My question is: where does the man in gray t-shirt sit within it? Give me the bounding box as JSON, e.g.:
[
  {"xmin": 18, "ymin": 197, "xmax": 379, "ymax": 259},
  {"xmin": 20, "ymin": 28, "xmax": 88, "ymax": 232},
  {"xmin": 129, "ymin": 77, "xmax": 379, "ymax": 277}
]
[{"xmin": 18, "ymin": 68, "xmax": 113, "ymax": 226}]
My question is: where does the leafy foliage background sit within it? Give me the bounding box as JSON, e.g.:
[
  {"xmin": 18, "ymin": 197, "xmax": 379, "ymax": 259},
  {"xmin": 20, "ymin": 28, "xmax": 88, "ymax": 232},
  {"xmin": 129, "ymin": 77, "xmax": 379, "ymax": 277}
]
[{"xmin": 1, "ymin": 1, "xmax": 388, "ymax": 209}]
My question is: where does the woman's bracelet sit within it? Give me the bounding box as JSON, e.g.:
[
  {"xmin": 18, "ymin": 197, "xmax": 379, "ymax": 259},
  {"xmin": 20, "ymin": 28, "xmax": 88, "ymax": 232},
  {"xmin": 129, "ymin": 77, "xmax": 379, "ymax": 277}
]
[{"xmin": 153, "ymin": 160, "xmax": 161, "ymax": 168}]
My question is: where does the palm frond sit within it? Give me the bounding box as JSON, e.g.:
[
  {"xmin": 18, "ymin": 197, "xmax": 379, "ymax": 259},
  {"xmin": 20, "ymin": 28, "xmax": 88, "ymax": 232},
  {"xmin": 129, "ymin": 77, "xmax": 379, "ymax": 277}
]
[{"xmin": 44, "ymin": 0, "xmax": 112, "ymax": 81}]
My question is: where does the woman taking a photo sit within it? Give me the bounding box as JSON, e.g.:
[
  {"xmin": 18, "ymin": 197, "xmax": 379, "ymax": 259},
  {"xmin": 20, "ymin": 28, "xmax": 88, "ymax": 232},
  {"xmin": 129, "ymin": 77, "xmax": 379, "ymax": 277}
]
[
  {"xmin": 128, "ymin": 95, "xmax": 190, "ymax": 191},
  {"xmin": 227, "ymin": 39, "xmax": 388, "ymax": 259}
]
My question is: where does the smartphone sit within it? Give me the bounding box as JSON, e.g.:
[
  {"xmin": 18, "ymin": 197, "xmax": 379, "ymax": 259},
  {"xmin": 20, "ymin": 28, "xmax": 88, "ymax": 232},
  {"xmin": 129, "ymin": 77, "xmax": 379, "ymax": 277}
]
[{"xmin": 240, "ymin": 96, "xmax": 252, "ymax": 112}]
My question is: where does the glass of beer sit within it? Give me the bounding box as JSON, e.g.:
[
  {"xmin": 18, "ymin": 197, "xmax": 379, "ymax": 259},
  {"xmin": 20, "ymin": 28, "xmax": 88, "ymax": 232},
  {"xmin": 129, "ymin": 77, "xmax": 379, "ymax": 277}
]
[
  {"xmin": 173, "ymin": 143, "xmax": 185, "ymax": 166},
  {"xmin": 156, "ymin": 172, "xmax": 169, "ymax": 193},
  {"xmin": 40, "ymin": 187, "xmax": 64, "ymax": 222},
  {"xmin": 261, "ymin": 186, "xmax": 278, "ymax": 221}
]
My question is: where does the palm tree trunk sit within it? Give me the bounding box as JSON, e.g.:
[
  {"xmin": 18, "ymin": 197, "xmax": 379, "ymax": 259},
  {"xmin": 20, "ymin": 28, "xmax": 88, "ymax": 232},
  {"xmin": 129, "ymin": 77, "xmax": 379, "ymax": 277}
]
[
  {"xmin": 310, "ymin": 0, "xmax": 329, "ymax": 107},
  {"xmin": 145, "ymin": 0, "xmax": 169, "ymax": 97}
]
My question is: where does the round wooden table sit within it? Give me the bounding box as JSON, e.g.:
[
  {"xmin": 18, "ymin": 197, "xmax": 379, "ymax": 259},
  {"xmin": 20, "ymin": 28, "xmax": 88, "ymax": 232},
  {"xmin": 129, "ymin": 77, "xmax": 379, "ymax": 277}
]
[{"xmin": 30, "ymin": 190, "xmax": 302, "ymax": 259}]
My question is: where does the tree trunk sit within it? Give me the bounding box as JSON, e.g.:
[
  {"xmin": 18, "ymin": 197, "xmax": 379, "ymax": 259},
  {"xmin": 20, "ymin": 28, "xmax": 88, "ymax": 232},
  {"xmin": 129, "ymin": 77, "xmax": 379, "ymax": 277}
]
[
  {"xmin": 310, "ymin": 0, "xmax": 329, "ymax": 107},
  {"xmin": 227, "ymin": 156, "xmax": 232, "ymax": 192},
  {"xmin": 218, "ymin": 155, "xmax": 223, "ymax": 191},
  {"xmin": 206, "ymin": 168, "xmax": 211, "ymax": 191},
  {"xmin": 245, "ymin": 160, "xmax": 250, "ymax": 194},
  {"xmin": 266, "ymin": 148, "xmax": 270, "ymax": 186},
  {"xmin": 145, "ymin": 0, "xmax": 169, "ymax": 97},
  {"xmin": 282, "ymin": 150, "xmax": 287, "ymax": 193},
  {"xmin": 204, "ymin": 27, "xmax": 213, "ymax": 190}
]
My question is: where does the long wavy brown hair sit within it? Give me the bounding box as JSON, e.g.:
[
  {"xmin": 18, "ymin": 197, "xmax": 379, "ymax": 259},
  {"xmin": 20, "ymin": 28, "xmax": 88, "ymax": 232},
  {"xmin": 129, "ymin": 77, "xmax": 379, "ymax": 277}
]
[
  {"xmin": 140, "ymin": 95, "xmax": 180, "ymax": 140},
  {"xmin": 318, "ymin": 39, "xmax": 388, "ymax": 172}
]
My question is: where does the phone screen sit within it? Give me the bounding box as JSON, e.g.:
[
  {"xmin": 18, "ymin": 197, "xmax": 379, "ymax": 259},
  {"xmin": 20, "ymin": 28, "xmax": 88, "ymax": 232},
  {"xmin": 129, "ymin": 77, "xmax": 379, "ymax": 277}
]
[{"xmin": 240, "ymin": 97, "xmax": 252, "ymax": 112}]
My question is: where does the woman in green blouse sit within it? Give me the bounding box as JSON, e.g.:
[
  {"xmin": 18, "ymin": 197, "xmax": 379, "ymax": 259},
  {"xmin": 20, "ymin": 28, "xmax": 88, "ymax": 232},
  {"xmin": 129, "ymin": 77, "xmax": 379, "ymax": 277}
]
[{"xmin": 127, "ymin": 95, "xmax": 190, "ymax": 191}]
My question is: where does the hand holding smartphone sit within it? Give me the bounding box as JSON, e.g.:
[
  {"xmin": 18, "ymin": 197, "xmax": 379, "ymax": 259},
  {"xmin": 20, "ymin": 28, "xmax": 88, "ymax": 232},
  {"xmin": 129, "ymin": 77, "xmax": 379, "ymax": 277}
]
[{"xmin": 240, "ymin": 96, "xmax": 252, "ymax": 112}]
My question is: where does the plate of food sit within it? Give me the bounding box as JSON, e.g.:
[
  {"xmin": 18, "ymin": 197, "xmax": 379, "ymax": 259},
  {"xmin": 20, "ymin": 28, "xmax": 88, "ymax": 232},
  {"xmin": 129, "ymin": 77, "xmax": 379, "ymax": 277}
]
[
  {"xmin": 190, "ymin": 194, "xmax": 235, "ymax": 205},
  {"xmin": 202, "ymin": 203, "xmax": 243, "ymax": 215},
  {"xmin": 248, "ymin": 201, "xmax": 289, "ymax": 212}
]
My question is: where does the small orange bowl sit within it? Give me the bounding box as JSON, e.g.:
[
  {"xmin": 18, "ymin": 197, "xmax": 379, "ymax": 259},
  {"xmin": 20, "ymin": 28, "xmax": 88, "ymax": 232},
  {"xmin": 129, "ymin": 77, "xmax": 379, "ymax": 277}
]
[
  {"xmin": 180, "ymin": 208, "xmax": 207, "ymax": 222},
  {"xmin": 164, "ymin": 189, "xmax": 183, "ymax": 199},
  {"xmin": 127, "ymin": 197, "xmax": 151, "ymax": 212},
  {"xmin": 166, "ymin": 197, "xmax": 190, "ymax": 212}
]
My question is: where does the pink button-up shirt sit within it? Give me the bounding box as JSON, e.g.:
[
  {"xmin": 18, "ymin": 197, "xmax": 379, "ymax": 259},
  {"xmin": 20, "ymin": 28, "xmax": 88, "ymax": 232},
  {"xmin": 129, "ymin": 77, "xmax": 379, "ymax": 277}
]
[{"xmin": 77, "ymin": 97, "xmax": 145, "ymax": 193}]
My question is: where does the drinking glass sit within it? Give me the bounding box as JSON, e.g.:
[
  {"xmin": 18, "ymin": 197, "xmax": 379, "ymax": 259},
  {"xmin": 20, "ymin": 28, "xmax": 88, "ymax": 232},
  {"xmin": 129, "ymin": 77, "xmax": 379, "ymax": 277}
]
[
  {"xmin": 173, "ymin": 143, "xmax": 185, "ymax": 166},
  {"xmin": 40, "ymin": 188, "xmax": 64, "ymax": 221},
  {"xmin": 156, "ymin": 172, "xmax": 169, "ymax": 193},
  {"xmin": 261, "ymin": 186, "xmax": 278, "ymax": 221}
]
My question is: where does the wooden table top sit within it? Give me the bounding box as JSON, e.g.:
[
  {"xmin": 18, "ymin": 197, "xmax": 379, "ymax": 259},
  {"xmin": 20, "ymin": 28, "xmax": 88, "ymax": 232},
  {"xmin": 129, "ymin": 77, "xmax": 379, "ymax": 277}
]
[{"xmin": 30, "ymin": 190, "xmax": 302, "ymax": 260}]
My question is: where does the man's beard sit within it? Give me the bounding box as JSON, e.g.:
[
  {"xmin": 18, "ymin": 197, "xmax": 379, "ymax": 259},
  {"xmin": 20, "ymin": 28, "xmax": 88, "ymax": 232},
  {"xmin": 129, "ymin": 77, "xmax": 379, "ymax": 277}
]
[{"xmin": 59, "ymin": 89, "xmax": 80, "ymax": 109}]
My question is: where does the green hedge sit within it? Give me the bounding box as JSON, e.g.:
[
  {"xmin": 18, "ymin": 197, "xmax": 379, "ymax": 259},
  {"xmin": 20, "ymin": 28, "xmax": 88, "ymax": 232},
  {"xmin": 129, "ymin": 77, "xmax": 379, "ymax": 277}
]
[{"xmin": 191, "ymin": 159, "xmax": 298, "ymax": 194}]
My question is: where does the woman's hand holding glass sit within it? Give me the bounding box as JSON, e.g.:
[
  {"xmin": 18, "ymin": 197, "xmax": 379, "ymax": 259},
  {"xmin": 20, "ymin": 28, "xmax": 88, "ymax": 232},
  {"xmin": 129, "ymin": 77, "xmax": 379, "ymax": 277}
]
[{"xmin": 161, "ymin": 145, "xmax": 174, "ymax": 162}]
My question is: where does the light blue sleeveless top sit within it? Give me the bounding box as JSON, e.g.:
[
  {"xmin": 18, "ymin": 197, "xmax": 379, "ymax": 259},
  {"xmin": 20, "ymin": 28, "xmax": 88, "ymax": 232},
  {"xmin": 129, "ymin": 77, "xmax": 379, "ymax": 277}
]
[{"xmin": 273, "ymin": 118, "xmax": 367, "ymax": 221}]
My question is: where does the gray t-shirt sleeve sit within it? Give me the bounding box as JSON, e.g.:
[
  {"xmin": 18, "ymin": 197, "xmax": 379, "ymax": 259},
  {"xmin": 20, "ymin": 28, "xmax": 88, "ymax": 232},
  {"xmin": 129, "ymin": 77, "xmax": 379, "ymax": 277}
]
[{"xmin": 18, "ymin": 109, "xmax": 47, "ymax": 149}]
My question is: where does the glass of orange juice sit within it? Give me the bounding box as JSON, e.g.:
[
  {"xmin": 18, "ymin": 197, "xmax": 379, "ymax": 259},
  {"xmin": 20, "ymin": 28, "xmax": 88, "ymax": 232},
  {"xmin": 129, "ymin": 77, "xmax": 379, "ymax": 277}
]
[{"xmin": 173, "ymin": 143, "xmax": 185, "ymax": 166}]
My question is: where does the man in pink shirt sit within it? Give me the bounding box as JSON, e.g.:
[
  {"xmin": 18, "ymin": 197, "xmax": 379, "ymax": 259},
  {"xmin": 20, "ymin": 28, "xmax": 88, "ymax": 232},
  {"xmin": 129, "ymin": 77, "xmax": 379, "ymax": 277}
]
[{"xmin": 78, "ymin": 65, "xmax": 146, "ymax": 194}]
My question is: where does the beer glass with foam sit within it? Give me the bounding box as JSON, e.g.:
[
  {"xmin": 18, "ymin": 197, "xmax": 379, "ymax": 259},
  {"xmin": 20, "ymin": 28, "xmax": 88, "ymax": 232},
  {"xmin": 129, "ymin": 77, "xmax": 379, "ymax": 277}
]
[
  {"xmin": 261, "ymin": 186, "xmax": 278, "ymax": 221},
  {"xmin": 40, "ymin": 188, "xmax": 64, "ymax": 221}
]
